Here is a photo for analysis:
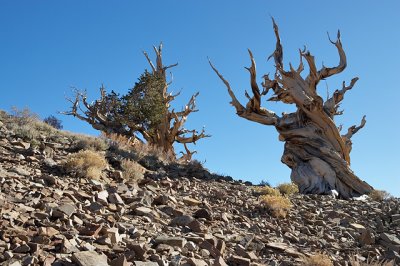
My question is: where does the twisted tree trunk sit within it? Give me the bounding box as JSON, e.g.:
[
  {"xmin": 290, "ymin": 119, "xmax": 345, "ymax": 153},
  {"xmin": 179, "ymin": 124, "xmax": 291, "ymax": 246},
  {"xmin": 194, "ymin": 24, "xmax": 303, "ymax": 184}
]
[
  {"xmin": 210, "ymin": 19, "xmax": 372, "ymax": 198},
  {"xmin": 63, "ymin": 44, "xmax": 209, "ymax": 160}
]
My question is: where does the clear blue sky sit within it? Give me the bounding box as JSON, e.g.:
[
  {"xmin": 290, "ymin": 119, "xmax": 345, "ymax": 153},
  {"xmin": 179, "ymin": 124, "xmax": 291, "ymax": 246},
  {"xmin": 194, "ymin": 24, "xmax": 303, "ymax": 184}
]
[{"xmin": 1, "ymin": 1, "xmax": 399, "ymax": 196}]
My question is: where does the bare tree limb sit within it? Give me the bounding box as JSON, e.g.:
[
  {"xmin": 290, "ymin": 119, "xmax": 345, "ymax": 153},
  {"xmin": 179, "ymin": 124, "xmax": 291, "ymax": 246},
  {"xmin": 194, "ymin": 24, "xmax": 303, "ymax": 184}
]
[
  {"xmin": 209, "ymin": 59, "xmax": 279, "ymax": 125},
  {"xmin": 178, "ymin": 143, "xmax": 198, "ymax": 163},
  {"xmin": 210, "ymin": 18, "xmax": 372, "ymax": 198},
  {"xmin": 324, "ymin": 77, "xmax": 359, "ymax": 117},
  {"xmin": 318, "ymin": 31, "xmax": 347, "ymax": 80}
]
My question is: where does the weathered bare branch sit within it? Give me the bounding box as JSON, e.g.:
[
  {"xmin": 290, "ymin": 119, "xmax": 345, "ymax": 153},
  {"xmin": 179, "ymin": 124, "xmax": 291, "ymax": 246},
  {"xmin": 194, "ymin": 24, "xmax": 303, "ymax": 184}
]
[
  {"xmin": 343, "ymin": 115, "xmax": 366, "ymax": 140},
  {"xmin": 143, "ymin": 51, "xmax": 156, "ymax": 73},
  {"xmin": 268, "ymin": 17, "xmax": 283, "ymax": 69},
  {"xmin": 64, "ymin": 45, "xmax": 207, "ymax": 158},
  {"xmin": 211, "ymin": 18, "xmax": 372, "ymax": 198},
  {"xmin": 324, "ymin": 77, "xmax": 359, "ymax": 117},
  {"xmin": 318, "ymin": 31, "xmax": 347, "ymax": 80},
  {"xmin": 341, "ymin": 115, "xmax": 366, "ymax": 156},
  {"xmin": 176, "ymin": 127, "xmax": 210, "ymax": 144},
  {"xmin": 209, "ymin": 59, "xmax": 279, "ymax": 125},
  {"xmin": 178, "ymin": 143, "xmax": 198, "ymax": 163}
]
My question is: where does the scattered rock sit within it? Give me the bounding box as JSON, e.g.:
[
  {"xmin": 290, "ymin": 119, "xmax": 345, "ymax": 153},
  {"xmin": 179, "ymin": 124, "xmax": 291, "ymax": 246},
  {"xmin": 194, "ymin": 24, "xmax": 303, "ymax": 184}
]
[
  {"xmin": 170, "ymin": 215, "xmax": 195, "ymax": 226},
  {"xmin": 72, "ymin": 251, "xmax": 109, "ymax": 266},
  {"xmin": 155, "ymin": 236, "xmax": 187, "ymax": 248},
  {"xmin": 0, "ymin": 117, "xmax": 398, "ymax": 266}
]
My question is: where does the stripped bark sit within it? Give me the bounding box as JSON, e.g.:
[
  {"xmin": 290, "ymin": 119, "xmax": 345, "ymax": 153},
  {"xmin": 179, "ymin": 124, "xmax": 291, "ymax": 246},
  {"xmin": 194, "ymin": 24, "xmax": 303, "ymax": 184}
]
[
  {"xmin": 210, "ymin": 19, "xmax": 372, "ymax": 198},
  {"xmin": 63, "ymin": 44, "xmax": 209, "ymax": 159}
]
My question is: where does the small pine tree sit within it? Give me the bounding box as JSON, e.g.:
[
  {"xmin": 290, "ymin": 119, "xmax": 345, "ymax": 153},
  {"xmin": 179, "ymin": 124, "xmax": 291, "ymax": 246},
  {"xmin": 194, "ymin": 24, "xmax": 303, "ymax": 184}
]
[
  {"xmin": 121, "ymin": 71, "xmax": 167, "ymax": 138},
  {"xmin": 43, "ymin": 115, "xmax": 63, "ymax": 129}
]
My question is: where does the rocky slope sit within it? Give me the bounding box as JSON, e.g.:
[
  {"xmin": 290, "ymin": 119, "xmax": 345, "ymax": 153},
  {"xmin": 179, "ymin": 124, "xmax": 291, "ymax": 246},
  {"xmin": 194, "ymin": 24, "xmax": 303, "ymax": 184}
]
[{"xmin": 0, "ymin": 113, "xmax": 399, "ymax": 266}]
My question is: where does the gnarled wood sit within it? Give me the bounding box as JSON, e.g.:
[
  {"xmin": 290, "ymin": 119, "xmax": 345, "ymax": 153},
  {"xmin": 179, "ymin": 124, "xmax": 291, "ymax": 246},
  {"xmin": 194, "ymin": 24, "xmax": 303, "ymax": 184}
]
[
  {"xmin": 63, "ymin": 44, "xmax": 209, "ymax": 159},
  {"xmin": 210, "ymin": 19, "xmax": 373, "ymax": 198}
]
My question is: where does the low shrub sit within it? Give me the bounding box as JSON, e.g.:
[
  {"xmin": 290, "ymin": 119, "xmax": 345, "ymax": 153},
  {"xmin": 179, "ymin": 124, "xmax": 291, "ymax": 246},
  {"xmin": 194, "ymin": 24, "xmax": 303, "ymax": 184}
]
[
  {"xmin": 73, "ymin": 134, "xmax": 109, "ymax": 151},
  {"xmin": 104, "ymin": 132, "xmax": 174, "ymax": 163},
  {"xmin": 277, "ymin": 182, "xmax": 299, "ymax": 196},
  {"xmin": 120, "ymin": 159, "xmax": 145, "ymax": 182},
  {"xmin": 368, "ymin": 190, "xmax": 392, "ymax": 201},
  {"xmin": 301, "ymin": 254, "xmax": 333, "ymax": 266},
  {"xmin": 256, "ymin": 186, "xmax": 281, "ymax": 197},
  {"xmin": 64, "ymin": 150, "xmax": 108, "ymax": 179},
  {"xmin": 43, "ymin": 115, "xmax": 63, "ymax": 129},
  {"xmin": 258, "ymin": 179, "xmax": 271, "ymax": 186},
  {"xmin": 260, "ymin": 194, "xmax": 291, "ymax": 218},
  {"xmin": 3, "ymin": 107, "xmax": 58, "ymax": 141}
]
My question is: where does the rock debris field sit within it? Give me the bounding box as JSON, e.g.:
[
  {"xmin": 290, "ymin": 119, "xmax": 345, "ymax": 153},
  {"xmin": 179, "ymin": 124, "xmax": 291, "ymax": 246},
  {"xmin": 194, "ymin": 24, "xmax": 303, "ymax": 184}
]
[{"xmin": 0, "ymin": 115, "xmax": 399, "ymax": 266}]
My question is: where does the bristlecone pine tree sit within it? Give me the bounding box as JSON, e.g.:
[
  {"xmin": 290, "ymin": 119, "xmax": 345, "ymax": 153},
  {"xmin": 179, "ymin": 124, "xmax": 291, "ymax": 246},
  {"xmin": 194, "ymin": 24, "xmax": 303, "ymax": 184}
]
[
  {"xmin": 210, "ymin": 19, "xmax": 373, "ymax": 198},
  {"xmin": 63, "ymin": 44, "xmax": 209, "ymax": 160}
]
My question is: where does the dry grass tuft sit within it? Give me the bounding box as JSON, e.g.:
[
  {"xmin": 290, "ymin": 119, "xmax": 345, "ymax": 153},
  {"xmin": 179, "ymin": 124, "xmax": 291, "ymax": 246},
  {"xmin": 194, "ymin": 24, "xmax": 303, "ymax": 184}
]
[
  {"xmin": 72, "ymin": 134, "xmax": 109, "ymax": 151},
  {"xmin": 121, "ymin": 159, "xmax": 145, "ymax": 182},
  {"xmin": 301, "ymin": 254, "xmax": 333, "ymax": 266},
  {"xmin": 64, "ymin": 150, "xmax": 108, "ymax": 180},
  {"xmin": 3, "ymin": 107, "xmax": 57, "ymax": 141},
  {"xmin": 103, "ymin": 133, "xmax": 135, "ymax": 150},
  {"xmin": 255, "ymin": 186, "xmax": 281, "ymax": 197},
  {"xmin": 368, "ymin": 190, "xmax": 392, "ymax": 201},
  {"xmin": 260, "ymin": 194, "xmax": 292, "ymax": 218},
  {"xmin": 277, "ymin": 182, "xmax": 299, "ymax": 195},
  {"xmin": 104, "ymin": 132, "xmax": 175, "ymax": 163}
]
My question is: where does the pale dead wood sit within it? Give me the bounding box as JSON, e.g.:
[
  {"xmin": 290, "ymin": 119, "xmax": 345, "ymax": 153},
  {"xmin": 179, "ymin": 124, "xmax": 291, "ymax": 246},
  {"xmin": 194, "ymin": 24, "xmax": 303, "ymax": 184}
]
[
  {"xmin": 210, "ymin": 19, "xmax": 372, "ymax": 198},
  {"xmin": 63, "ymin": 44, "xmax": 208, "ymax": 159}
]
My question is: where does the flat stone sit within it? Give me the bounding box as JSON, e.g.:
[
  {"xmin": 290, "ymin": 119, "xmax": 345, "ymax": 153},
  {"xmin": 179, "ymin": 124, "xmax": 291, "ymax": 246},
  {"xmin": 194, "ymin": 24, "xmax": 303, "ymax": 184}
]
[
  {"xmin": 62, "ymin": 238, "xmax": 80, "ymax": 253},
  {"xmin": 193, "ymin": 208, "xmax": 212, "ymax": 220},
  {"xmin": 155, "ymin": 236, "xmax": 187, "ymax": 248},
  {"xmin": 72, "ymin": 251, "xmax": 109, "ymax": 266},
  {"xmin": 57, "ymin": 203, "xmax": 76, "ymax": 217},
  {"xmin": 11, "ymin": 166, "xmax": 30, "ymax": 176},
  {"xmin": 350, "ymin": 223, "xmax": 366, "ymax": 232},
  {"xmin": 22, "ymin": 256, "xmax": 37, "ymax": 265},
  {"xmin": 134, "ymin": 206, "xmax": 153, "ymax": 216},
  {"xmin": 170, "ymin": 215, "xmax": 195, "ymax": 226},
  {"xmin": 183, "ymin": 196, "xmax": 201, "ymax": 206},
  {"xmin": 89, "ymin": 202, "xmax": 104, "ymax": 213},
  {"xmin": 188, "ymin": 220, "xmax": 204, "ymax": 232},
  {"xmin": 43, "ymin": 158, "xmax": 57, "ymax": 167},
  {"xmin": 97, "ymin": 190, "xmax": 109, "ymax": 205},
  {"xmin": 41, "ymin": 174, "xmax": 57, "ymax": 185},
  {"xmin": 110, "ymin": 255, "xmax": 129, "ymax": 266},
  {"xmin": 380, "ymin": 233, "xmax": 400, "ymax": 246},
  {"xmin": 229, "ymin": 255, "xmax": 251, "ymax": 266},
  {"xmin": 107, "ymin": 228, "xmax": 121, "ymax": 244},
  {"xmin": 39, "ymin": 226, "xmax": 59, "ymax": 237},
  {"xmin": 133, "ymin": 262, "xmax": 158, "ymax": 266},
  {"xmin": 109, "ymin": 193, "xmax": 124, "ymax": 205},
  {"xmin": 214, "ymin": 256, "xmax": 229, "ymax": 266},
  {"xmin": 127, "ymin": 243, "xmax": 147, "ymax": 260},
  {"xmin": 199, "ymin": 240, "xmax": 220, "ymax": 258},
  {"xmin": 13, "ymin": 244, "xmax": 30, "ymax": 253},
  {"xmin": 11, "ymin": 140, "xmax": 30, "ymax": 149},
  {"xmin": 265, "ymin": 242, "xmax": 302, "ymax": 257},
  {"xmin": 184, "ymin": 241, "xmax": 197, "ymax": 251},
  {"xmin": 8, "ymin": 261, "xmax": 22, "ymax": 266},
  {"xmin": 4, "ymin": 251, "xmax": 13, "ymax": 259}
]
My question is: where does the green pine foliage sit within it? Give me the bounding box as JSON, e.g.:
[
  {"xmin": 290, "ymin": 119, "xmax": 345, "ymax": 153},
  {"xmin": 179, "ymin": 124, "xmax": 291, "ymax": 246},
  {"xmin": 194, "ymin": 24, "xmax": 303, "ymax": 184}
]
[{"xmin": 121, "ymin": 71, "xmax": 167, "ymax": 136}]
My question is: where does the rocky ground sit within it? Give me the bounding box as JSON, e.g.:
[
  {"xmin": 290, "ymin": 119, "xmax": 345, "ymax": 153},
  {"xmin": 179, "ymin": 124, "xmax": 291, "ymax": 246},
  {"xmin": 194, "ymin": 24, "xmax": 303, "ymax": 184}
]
[{"xmin": 0, "ymin": 113, "xmax": 399, "ymax": 266}]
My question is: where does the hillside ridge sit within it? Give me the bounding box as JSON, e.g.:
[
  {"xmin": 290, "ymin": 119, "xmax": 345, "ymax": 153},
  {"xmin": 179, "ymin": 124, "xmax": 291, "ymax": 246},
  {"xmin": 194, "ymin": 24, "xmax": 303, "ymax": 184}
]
[{"xmin": 0, "ymin": 111, "xmax": 399, "ymax": 266}]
